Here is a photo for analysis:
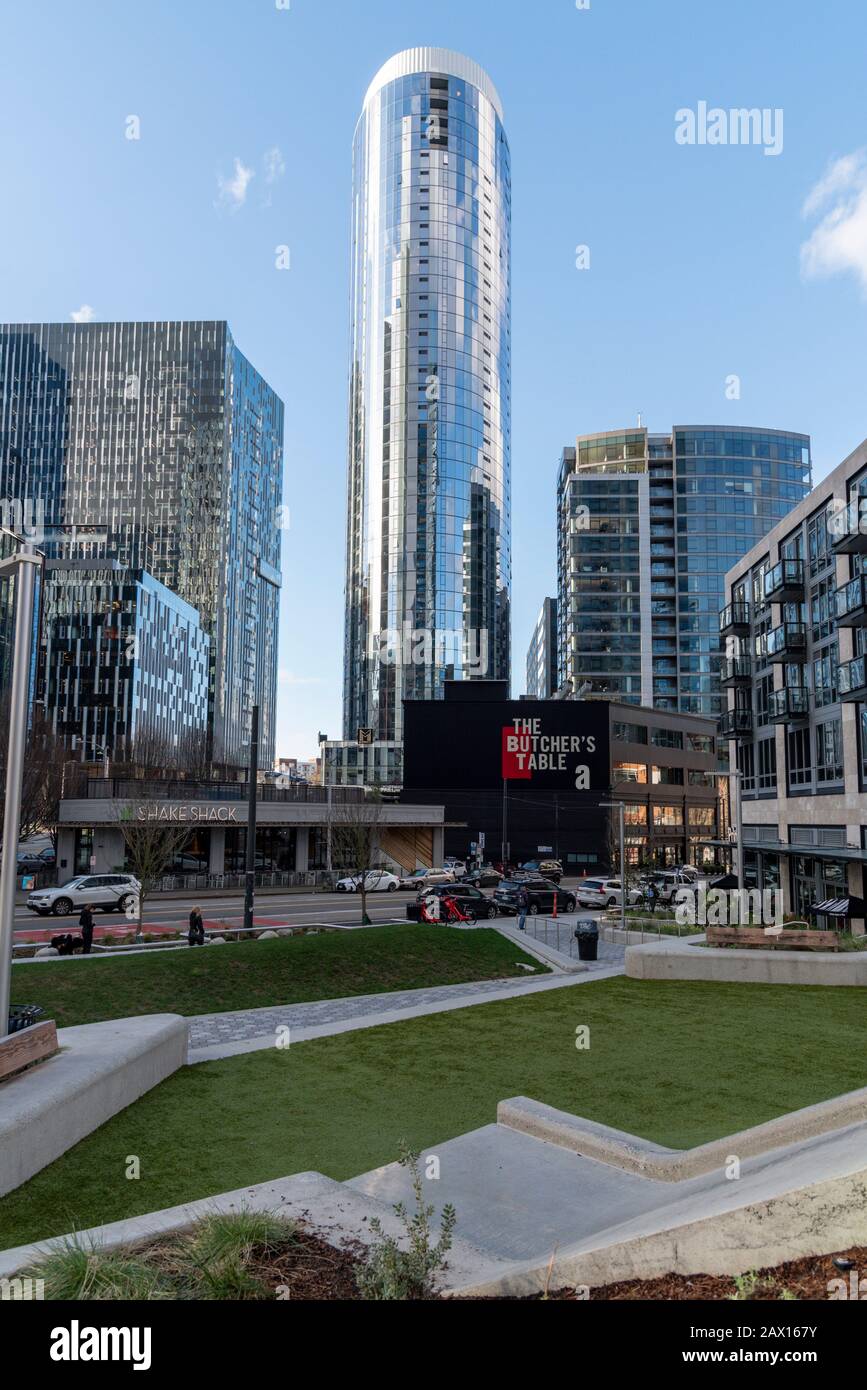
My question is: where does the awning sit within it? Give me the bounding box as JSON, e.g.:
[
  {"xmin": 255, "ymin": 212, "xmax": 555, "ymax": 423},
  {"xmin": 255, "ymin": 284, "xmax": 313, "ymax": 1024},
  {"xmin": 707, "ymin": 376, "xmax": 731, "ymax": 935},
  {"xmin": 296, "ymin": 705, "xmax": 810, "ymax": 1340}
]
[{"xmin": 808, "ymin": 896, "xmax": 867, "ymax": 918}]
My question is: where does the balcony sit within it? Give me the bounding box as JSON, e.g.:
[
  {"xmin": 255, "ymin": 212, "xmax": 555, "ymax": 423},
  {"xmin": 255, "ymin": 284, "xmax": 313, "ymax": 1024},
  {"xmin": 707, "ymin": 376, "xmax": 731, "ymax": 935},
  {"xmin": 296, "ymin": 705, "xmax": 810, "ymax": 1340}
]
[
  {"xmin": 834, "ymin": 574, "xmax": 867, "ymax": 628},
  {"xmin": 720, "ymin": 602, "xmax": 750, "ymax": 638},
  {"xmin": 719, "ymin": 656, "xmax": 752, "ymax": 688},
  {"xmin": 768, "ymin": 686, "xmax": 810, "ymax": 722},
  {"xmin": 763, "ymin": 559, "xmax": 805, "ymax": 604},
  {"xmin": 830, "ymin": 500, "xmax": 867, "ymax": 555},
  {"xmin": 765, "ymin": 622, "xmax": 807, "ymax": 664},
  {"xmin": 719, "ymin": 707, "xmax": 753, "ymax": 739},
  {"xmin": 838, "ymin": 656, "xmax": 867, "ymax": 702}
]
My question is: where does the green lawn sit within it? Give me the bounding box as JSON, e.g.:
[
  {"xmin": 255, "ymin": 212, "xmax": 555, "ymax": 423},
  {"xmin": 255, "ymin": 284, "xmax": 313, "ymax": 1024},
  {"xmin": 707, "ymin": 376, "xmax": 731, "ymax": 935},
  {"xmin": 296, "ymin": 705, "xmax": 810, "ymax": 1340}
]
[
  {"xmin": 10, "ymin": 924, "xmax": 546, "ymax": 1027},
  {"xmin": 2, "ymin": 976, "xmax": 865, "ymax": 1251}
]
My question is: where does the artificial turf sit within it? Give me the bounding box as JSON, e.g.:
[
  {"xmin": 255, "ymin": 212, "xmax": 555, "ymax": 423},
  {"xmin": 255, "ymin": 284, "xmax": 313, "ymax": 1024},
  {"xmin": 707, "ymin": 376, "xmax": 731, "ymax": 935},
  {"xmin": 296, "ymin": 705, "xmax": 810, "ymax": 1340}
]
[
  {"xmin": 2, "ymin": 975, "xmax": 865, "ymax": 1250},
  {"xmin": 9, "ymin": 923, "xmax": 547, "ymax": 1027}
]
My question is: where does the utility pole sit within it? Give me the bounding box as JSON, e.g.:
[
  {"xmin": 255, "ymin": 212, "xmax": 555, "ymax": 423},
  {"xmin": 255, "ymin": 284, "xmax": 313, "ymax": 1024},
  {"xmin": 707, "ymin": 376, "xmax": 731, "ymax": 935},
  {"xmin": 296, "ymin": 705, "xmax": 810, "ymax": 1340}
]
[
  {"xmin": 0, "ymin": 542, "xmax": 41, "ymax": 1038},
  {"xmin": 501, "ymin": 777, "xmax": 509, "ymax": 870},
  {"xmin": 326, "ymin": 781, "xmax": 332, "ymax": 873},
  {"xmin": 243, "ymin": 703, "xmax": 259, "ymax": 934}
]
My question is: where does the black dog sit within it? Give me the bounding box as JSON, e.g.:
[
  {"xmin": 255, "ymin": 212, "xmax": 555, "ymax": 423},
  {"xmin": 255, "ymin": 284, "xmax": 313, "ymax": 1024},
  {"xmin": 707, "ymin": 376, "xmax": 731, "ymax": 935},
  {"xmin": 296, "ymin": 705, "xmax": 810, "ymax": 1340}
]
[{"xmin": 50, "ymin": 933, "xmax": 84, "ymax": 956}]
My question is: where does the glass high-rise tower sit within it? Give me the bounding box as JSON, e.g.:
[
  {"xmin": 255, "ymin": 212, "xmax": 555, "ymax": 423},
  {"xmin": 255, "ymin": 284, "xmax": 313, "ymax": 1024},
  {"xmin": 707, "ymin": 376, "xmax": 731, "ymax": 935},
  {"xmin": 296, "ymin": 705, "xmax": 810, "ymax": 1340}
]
[
  {"xmin": 557, "ymin": 426, "xmax": 812, "ymax": 719},
  {"xmin": 0, "ymin": 321, "xmax": 283, "ymax": 767},
  {"xmin": 343, "ymin": 48, "xmax": 512, "ymax": 748}
]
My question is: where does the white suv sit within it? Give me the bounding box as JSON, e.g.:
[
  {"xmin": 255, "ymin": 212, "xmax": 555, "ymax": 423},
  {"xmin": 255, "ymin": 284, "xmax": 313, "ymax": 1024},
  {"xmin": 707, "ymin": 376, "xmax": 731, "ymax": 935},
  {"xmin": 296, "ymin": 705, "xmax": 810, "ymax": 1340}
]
[
  {"xmin": 26, "ymin": 874, "xmax": 141, "ymax": 917},
  {"xmin": 575, "ymin": 878, "xmax": 643, "ymax": 909}
]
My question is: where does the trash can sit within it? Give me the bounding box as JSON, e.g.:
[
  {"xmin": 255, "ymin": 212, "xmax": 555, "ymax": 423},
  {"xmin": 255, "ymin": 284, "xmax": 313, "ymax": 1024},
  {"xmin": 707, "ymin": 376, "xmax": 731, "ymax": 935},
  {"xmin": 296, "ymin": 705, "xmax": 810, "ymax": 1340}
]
[{"xmin": 574, "ymin": 920, "xmax": 599, "ymax": 962}]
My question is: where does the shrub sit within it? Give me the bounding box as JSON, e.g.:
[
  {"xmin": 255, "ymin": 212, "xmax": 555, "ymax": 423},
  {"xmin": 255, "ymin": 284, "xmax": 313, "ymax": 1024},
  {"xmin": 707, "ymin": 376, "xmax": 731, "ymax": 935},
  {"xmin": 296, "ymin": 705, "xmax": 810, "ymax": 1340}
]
[{"xmin": 357, "ymin": 1142, "xmax": 456, "ymax": 1300}]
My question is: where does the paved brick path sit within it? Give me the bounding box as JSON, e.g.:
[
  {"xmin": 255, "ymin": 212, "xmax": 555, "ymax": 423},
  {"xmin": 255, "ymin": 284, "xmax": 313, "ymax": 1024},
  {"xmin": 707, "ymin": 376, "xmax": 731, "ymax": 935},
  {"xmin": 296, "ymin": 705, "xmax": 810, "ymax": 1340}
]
[{"xmin": 187, "ymin": 945, "xmax": 625, "ymax": 1053}]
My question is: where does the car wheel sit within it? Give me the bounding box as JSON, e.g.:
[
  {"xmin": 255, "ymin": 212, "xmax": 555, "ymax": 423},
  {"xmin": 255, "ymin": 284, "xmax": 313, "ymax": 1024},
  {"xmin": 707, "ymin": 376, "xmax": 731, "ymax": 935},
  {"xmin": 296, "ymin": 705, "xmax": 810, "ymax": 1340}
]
[
  {"xmin": 118, "ymin": 894, "xmax": 136, "ymax": 913},
  {"xmin": 529, "ymin": 903, "xmax": 539, "ymax": 916},
  {"xmin": 606, "ymin": 897, "xmax": 616, "ymax": 908},
  {"xmin": 387, "ymin": 882, "xmax": 397, "ymax": 891},
  {"xmin": 487, "ymin": 904, "xmax": 498, "ymax": 919},
  {"xmin": 565, "ymin": 898, "xmax": 576, "ymax": 912},
  {"xmin": 52, "ymin": 898, "xmax": 73, "ymax": 915}
]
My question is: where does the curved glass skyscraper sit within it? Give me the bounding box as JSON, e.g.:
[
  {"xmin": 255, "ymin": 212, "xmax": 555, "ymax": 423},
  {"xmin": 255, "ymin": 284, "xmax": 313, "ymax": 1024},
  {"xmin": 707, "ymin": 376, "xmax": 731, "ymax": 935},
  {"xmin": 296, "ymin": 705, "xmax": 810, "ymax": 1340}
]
[{"xmin": 343, "ymin": 48, "xmax": 511, "ymax": 747}]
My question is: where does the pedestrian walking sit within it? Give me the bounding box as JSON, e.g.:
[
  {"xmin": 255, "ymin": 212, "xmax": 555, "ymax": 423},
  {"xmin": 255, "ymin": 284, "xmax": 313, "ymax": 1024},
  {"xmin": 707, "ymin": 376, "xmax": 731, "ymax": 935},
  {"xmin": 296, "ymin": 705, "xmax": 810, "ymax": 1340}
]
[
  {"xmin": 646, "ymin": 880, "xmax": 658, "ymax": 915},
  {"xmin": 79, "ymin": 904, "xmax": 94, "ymax": 955},
  {"xmin": 516, "ymin": 883, "xmax": 529, "ymax": 932},
  {"xmin": 188, "ymin": 906, "xmax": 205, "ymax": 947}
]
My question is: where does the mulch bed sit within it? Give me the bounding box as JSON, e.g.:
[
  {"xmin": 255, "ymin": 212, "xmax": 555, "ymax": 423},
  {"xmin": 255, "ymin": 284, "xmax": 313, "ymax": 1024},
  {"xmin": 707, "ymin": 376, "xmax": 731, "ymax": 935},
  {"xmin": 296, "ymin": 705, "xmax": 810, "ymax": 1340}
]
[
  {"xmin": 249, "ymin": 1226, "xmax": 366, "ymax": 1300},
  {"xmin": 536, "ymin": 1245, "xmax": 867, "ymax": 1300}
]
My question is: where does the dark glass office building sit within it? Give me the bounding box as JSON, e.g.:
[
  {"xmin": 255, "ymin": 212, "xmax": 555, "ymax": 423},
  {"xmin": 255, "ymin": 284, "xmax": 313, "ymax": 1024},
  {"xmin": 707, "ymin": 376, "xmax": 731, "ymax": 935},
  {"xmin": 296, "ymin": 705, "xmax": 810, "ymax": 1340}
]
[
  {"xmin": 557, "ymin": 426, "xmax": 812, "ymax": 719},
  {"xmin": 343, "ymin": 48, "xmax": 512, "ymax": 748},
  {"xmin": 0, "ymin": 321, "xmax": 283, "ymax": 766}
]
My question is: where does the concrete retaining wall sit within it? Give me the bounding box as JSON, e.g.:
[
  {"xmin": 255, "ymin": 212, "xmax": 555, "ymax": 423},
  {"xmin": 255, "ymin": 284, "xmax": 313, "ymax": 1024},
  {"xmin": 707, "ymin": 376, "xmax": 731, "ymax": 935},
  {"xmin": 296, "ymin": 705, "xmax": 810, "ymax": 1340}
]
[
  {"xmin": 626, "ymin": 934, "xmax": 867, "ymax": 986},
  {"xmin": 0, "ymin": 1014, "xmax": 187, "ymax": 1197},
  {"xmin": 498, "ymin": 1091, "xmax": 867, "ymax": 1181}
]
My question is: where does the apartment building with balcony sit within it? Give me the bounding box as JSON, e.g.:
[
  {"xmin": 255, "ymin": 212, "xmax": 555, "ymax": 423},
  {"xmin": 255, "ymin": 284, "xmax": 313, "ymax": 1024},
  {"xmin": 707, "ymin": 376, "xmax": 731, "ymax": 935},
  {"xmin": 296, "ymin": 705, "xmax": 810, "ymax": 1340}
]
[{"xmin": 720, "ymin": 436, "xmax": 867, "ymax": 931}]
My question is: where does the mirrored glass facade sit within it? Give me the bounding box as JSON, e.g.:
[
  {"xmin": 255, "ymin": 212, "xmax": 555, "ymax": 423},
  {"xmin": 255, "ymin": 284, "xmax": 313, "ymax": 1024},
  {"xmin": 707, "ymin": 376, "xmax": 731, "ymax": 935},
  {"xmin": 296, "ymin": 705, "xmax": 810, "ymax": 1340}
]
[
  {"xmin": 344, "ymin": 49, "xmax": 511, "ymax": 744},
  {"xmin": 558, "ymin": 426, "xmax": 812, "ymax": 718},
  {"xmin": 0, "ymin": 321, "xmax": 283, "ymax": 766}
]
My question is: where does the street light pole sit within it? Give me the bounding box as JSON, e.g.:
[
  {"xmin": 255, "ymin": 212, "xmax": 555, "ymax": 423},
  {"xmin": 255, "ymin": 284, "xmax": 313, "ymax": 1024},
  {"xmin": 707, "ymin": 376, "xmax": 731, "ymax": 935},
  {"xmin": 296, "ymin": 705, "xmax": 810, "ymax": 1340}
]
[
  {"xmin": 243, "ymin": 703, "xmax": 259, "ymax": 934},
  {"xmin": 600, "ymin": 799, "xmax": 626, "ymax": 934},
  {"xmin": 0, "ymin": 543, "xmax": 41, "ymax": 1038}
]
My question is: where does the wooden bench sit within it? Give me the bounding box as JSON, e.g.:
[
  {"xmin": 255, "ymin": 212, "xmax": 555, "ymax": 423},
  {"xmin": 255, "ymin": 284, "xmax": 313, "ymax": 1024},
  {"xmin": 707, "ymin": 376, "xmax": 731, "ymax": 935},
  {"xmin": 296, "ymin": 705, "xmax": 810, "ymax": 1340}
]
[
  {"xmin": 0, "ymin": 1019, "xmax": 58, "ymax": 1082},
  {"xmin": 706, "ymin": 926, "xmax": 839, "ymax": 952}
]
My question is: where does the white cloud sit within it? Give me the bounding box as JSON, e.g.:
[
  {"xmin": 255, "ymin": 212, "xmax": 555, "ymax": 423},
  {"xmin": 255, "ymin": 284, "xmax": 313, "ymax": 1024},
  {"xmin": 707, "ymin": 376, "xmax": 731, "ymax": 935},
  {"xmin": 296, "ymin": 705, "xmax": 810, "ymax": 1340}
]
[
  {"xmin": 70, "ymin": 304, "xmax": 95, "ymax": 323},
  {"xmin": 263, "ymin": 146, "xmax": 285, "ymax": 184},
  {"xmin": 278, "ymin": 670, "xmax": 324, "ymax": 687},
  {"xmin": 216, "ymin": 157, "xmax": 255, "ymax": 210},
  {"xmin": 800, "ymin": 148, "xmax": 867, "ymax": 293}
]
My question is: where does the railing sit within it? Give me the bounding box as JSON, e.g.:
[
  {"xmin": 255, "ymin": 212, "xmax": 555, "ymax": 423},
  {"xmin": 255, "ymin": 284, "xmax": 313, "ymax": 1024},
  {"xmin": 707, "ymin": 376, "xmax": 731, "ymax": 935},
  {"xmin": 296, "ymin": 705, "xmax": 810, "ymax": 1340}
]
[
  {"xmin": 72, "ymin": 779, "xmax": 367, "ymax": 804},
  {"xmin": 768, "ymin": 686, "xmax": 810, "ymax": 720},
  {"xmin": 521, "ymin": 916, "xmax": 583, "ymax": 961},
  {"xmin": 834, "ymin": 574, "xmax": 867, "ymax": 623},
  {"xmin": 838, "ymin": 656, "xmax": 867, "ymax": 700},
  {"xmin": 763, "ymin": 559, "xmax": 805, "ymax": 600},
  {"xmin": 720, "ymin": 602, "xmax": 750, "ymax": 632},
  {"xmin": 765, "ymin": 622, "xmax": 807, "ymax": 659},
  {"xmin": 719, "ymin": 656, "xmax": 752, "ymax": 683},
  {"xmin": 152, "ymin": 869, "xmax": 334, "ymax": 893},
  {"xmin": 719, "ymin": 707, "xmax": 753, "ymax": 738}
]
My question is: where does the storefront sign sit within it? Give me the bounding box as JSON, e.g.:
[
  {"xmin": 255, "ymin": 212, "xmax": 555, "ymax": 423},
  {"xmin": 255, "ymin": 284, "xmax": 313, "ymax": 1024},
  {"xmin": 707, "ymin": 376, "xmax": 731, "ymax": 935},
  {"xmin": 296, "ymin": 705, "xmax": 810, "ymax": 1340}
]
[{"xmin": 134, "ymin": 805, "xmax": 239, "ymax": 823}]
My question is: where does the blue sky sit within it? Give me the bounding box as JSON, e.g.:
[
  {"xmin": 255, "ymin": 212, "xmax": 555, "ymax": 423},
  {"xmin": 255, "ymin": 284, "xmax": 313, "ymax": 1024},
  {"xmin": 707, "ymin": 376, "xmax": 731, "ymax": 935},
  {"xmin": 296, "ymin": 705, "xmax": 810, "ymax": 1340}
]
[{"xmin": 3, "ymin": 0, "xmax": 866, "ymax": 758}]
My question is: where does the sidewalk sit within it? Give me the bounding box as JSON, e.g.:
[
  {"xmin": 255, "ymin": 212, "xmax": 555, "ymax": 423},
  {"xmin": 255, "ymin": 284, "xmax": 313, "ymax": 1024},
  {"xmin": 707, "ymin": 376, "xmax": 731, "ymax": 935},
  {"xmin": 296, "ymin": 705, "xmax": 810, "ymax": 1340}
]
[{"xmin": 187, "ymin": 962, "xmax": 625, "ymax": 1063}]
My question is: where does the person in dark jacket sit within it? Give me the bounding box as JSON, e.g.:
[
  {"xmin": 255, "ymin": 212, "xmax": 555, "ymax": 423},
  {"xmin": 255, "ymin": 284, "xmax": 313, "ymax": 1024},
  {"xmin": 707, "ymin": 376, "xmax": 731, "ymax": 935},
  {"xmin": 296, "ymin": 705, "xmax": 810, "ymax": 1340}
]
[
  {"xmin": 516, "ymin": 884, "xmax": 529, "ymax": 932},
  {"xmin": 188, "ymin": 907, "xmax": 205, "ymax": 947},
  {"xmin": 79, "ymin": 905, "xmax": 95, "ymax": 955}
]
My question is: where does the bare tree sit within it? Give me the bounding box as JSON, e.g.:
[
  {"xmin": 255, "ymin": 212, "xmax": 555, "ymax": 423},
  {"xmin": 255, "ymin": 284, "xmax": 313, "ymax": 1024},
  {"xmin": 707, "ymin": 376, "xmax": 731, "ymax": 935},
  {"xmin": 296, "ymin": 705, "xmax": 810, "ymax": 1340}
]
[
  {"xmin": 114, "ymin": 805, "xmax": 193, "ymax": 941},
  {"xmin": 330, "ymin": 791, "xmax": 385, "ymax": 926},
  {"xmin": 113, "ymin": 726, "xmax": 214, "ymax": 782},
  {"xmin": 0, "ymin": 696, "xmax": 67, "ymax": 848}
]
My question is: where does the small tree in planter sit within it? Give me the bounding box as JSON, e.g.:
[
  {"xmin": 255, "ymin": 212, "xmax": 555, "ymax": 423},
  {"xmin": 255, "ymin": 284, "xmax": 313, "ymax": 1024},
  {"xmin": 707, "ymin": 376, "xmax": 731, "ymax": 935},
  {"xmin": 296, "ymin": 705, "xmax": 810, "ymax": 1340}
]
[
  {"xmin": 114, "ymin": 807, "xmax": 193, "ymax": 942},
  {"xmin": 330, "ymin": 791, "xmax": 385, "ymax": 926}
]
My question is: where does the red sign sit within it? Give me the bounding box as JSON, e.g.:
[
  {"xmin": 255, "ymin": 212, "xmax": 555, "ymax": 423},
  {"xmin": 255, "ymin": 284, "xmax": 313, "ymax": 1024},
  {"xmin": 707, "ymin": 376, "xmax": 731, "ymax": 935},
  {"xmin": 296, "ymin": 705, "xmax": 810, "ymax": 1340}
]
[{"xmin": 501, "ymin": 726, "xmax": 532, "ymax": 780}]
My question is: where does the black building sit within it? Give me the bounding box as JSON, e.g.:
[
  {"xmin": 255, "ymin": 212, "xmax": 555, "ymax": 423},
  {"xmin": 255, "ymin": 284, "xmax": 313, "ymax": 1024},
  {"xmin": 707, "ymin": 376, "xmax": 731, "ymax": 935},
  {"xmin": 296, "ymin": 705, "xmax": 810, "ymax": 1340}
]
[{"xmin": 402, "ymin": 681, "xmax": 725, "ymax": 872}]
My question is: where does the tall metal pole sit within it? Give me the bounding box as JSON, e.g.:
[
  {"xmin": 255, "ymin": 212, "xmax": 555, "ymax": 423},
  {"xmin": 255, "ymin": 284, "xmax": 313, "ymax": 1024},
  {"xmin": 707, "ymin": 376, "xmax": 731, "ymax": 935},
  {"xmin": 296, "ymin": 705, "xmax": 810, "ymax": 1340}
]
[
  {"xmin": 600, "ymin": 799, "xmax": 626, "ymax": 934},
  {"xmin": 501, "ymin": 777, "xmax": 509, "ymax": 870},
  {"xmin": 243, "ymin": 703, "xmax": 259, "ymax": 934},
  {"xmin": 326, "ymin": 782, "xmax": 332, "ymax": 873},
  {"xmin": 0, "ymin": 547, "xmax": 40, "ymax": 1038},
  {"xmin": 733, "ymin": 769, "xmax": 743, "ymax": 895}
]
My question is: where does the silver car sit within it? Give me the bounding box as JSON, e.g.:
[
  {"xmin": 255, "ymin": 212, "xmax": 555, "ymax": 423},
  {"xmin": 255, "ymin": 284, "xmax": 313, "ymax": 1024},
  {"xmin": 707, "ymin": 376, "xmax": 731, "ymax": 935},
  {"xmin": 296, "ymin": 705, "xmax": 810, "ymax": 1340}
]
[{"xmin": 26, "ymin": 874, "xmax": 142, "ymax": 917}]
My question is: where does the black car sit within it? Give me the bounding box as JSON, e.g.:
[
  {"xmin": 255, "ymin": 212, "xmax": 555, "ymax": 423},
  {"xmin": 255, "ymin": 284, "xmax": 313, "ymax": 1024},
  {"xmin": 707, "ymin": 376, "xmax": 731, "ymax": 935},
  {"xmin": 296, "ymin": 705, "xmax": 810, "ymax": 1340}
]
[
  {"xmin": 494, "ymin": 877, "xmax": 576, "ymax": 916},
  {"xmin": 406, "ymin": 883, "xmax": 499, "ymax": 922},
  {"xmin": 459, "ymin": 865, "xmax": 502, "ymax": 888}
]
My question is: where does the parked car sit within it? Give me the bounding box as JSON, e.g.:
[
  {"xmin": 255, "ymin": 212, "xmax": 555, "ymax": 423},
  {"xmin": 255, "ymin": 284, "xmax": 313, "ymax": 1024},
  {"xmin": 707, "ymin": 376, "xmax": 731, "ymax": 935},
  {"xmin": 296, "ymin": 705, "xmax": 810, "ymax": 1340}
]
[
  {"xmin": 460, "ymin": 864, "xmax": 502, "ymax": 888},
  {"xmin": 575, "ymin": 878, "xmax": 643, "ymax": 909},
  {"xmin": 406, "ymin": 882, "xmax": 499, "ymax": 922},
  {"xmin": 26, "ymin": 874, "xmax": 142, "ymax": 917},
  {"xmin": 443, "ymin": 858, "xmax": 467, "ymax": 877},
  {"xmin": 645, "ymin": 870, "xmax": 699, "ymax": 904},
  {"xmin": 518, "ymin": 858, "xmax": 563, "ymax": 884},
  {"xmin": 398, "ymin": 867, "xmax": 456, "ymax": 890},
  {"xmin": 334, "ymin": 869, "xmax": 400, "ymax": 893},
  {"xmin": 494, "ymin": 877, "xmax": 576, "ymax": 916}
]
